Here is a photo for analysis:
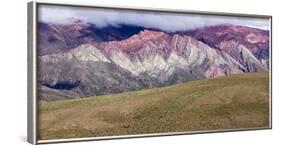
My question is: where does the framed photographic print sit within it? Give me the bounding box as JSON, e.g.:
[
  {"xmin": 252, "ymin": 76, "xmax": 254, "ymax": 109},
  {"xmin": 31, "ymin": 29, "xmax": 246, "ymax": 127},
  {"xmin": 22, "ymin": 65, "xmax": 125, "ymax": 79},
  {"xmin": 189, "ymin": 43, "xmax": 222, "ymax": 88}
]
[{"xmin": 27, "ymin": 1, "xmax": 272, "ymax": 144}]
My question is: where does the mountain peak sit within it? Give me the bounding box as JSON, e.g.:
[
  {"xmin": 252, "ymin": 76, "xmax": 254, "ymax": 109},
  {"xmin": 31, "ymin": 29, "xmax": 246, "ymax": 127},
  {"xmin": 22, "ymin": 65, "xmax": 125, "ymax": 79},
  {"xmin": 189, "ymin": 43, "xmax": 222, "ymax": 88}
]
[
  {"xmin": 138, "ymin": 29, "xmax": 166, "ymax": 40},
  {"xmin": 97, "ymin": 30, "xmax": 168, "ymax": 52}
]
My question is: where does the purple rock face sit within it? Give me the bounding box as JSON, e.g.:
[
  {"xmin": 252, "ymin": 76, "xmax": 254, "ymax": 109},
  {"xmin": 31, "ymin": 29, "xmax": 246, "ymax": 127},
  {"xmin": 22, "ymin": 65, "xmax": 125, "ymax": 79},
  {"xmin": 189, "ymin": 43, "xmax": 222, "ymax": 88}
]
[
  {"xmin": 38, "ymin": 21, "xmax": 145, "ymax": 55},
  {"xmin": 185, "ymin": 24, "xmax": 269, "ymax": 60}
]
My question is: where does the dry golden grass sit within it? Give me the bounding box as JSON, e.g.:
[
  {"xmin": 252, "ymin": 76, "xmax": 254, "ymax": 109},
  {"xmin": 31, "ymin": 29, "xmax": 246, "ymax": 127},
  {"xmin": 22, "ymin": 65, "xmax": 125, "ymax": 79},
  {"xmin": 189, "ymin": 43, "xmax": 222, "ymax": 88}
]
[{"xmin": 38, "ymin": 73, "xmax": 270, "ymax": 140}]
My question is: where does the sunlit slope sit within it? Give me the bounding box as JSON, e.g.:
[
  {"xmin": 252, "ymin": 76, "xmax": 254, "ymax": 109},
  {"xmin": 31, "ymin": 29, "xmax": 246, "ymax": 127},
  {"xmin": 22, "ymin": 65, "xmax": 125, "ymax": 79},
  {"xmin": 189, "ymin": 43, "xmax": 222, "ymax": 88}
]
[{"xmin": 38, "ymin": 73, "xmax": 269, "ymax": 140}]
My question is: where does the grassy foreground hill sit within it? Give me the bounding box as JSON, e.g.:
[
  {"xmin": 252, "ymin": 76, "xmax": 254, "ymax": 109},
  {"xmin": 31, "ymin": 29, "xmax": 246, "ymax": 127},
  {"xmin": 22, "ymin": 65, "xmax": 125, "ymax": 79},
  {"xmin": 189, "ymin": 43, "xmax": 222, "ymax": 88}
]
[{"xmin": 38, "ymin": 73, "xmax": 270, "ymax": 140}]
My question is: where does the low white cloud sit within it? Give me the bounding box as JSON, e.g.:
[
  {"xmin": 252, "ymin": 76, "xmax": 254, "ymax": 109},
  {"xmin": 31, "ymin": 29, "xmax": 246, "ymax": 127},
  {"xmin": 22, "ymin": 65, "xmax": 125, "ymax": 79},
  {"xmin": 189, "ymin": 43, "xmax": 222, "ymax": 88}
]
[{"xmin": 38, "ymin": 5, "xmax": 270, "ymax": 32}]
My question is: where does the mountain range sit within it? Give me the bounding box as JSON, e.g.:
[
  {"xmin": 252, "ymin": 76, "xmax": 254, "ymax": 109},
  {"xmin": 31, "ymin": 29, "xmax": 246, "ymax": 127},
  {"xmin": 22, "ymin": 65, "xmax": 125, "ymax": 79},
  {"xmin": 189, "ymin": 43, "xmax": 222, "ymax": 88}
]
[{"xmin": 38, "ymin": 19, "xmax": 269, "ymax": 101}]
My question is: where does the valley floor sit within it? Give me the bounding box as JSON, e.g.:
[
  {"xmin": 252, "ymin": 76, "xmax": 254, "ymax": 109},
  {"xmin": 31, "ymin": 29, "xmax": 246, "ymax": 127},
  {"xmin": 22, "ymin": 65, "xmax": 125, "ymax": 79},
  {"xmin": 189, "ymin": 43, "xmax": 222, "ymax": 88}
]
[{"xmin": 38, "ymin": 72, "xmax": 270, "ymax": 140}]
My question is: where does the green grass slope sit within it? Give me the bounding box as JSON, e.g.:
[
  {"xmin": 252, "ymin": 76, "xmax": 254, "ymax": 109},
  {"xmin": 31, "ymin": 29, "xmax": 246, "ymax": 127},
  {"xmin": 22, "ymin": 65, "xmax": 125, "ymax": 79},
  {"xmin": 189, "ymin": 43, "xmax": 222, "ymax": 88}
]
[{"xmin": 38, "ymin": 73, "xmax": 270, "ymax": 140}]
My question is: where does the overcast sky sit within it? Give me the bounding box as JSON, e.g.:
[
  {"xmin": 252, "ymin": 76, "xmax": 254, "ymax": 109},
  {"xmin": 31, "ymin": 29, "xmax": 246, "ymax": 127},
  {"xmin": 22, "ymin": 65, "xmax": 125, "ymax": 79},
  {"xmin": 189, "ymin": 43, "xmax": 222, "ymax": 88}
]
[{"xmin": 38, "ymin": 5, "xmax": 270, "ymax": 32}]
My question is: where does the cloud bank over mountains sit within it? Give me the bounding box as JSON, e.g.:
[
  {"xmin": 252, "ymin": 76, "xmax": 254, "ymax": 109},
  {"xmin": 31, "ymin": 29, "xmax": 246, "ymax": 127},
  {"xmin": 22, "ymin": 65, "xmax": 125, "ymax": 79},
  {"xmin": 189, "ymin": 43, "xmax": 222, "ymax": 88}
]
[{"xmin": 38, "ymin": 5, "xmax": 270, "ymax": 32}]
